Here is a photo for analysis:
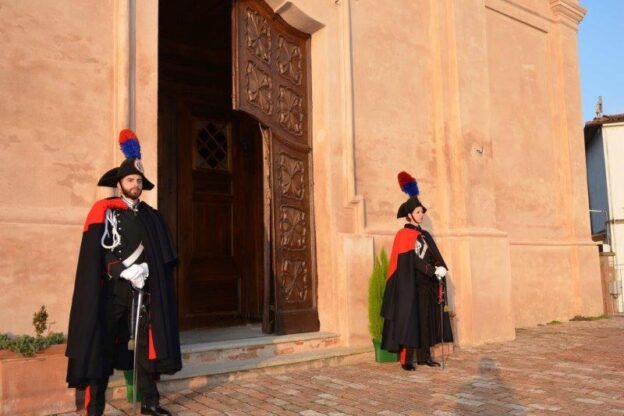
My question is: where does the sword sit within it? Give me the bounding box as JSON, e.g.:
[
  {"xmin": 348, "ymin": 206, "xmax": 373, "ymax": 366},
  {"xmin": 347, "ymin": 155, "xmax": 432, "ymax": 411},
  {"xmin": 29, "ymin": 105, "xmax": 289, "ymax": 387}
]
[
  {"xmin": 131, "ymin": 288, "xmax": 143, "ymax": 415},
  {"xmin": 124, "ymin": 244, "xmax": 145, "ymax": 353},
  {"xmin": 439, "ymin": 280, "xmax": 446, "ymax": 370},
  {"xmin": 128, "ymin": 295, "xmax": 136, "ymax": 351},
  {"xmin": 441, "ymin": 296, "xmax": 445, "ymax": 370}
]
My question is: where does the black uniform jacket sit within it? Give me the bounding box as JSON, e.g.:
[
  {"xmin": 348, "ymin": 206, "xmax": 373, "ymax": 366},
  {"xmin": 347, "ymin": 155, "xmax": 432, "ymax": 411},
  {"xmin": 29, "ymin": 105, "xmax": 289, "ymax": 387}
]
[
  {"xmin": 380, "ymin": 224, "xmax": 453, "ymax": 353},
  {"xmin": 66, "ymin": 197, "xmax": 182, "ymax": 388}
]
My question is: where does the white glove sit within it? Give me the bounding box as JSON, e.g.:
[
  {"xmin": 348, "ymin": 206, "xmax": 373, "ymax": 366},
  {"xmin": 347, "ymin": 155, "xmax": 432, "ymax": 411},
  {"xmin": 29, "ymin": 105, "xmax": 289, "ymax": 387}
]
[
  {"xmin": 120, "ymin": 262, "xmax": 149, "ymax": 289},
  {"xmin": 434, "ymin": 266, "xmax": 447, "ymax": 280}
]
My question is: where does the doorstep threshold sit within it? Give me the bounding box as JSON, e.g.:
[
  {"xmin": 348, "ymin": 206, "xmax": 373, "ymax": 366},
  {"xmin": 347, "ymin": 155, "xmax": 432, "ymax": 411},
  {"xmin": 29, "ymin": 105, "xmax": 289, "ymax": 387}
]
[{"xmin": 181, "ymin": 331, "xmax": 339, "ymax": 354}]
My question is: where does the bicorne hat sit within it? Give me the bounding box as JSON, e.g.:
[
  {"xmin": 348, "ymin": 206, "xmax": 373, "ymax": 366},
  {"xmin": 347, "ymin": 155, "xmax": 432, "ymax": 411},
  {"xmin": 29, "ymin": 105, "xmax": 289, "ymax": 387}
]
[
  {"xmin": 396, "ymin": 171, "xmax": 426, "ymax": 218},
  {"xmin": 97, "ymin": 129, "xmax": 154, "ymax": 190}
]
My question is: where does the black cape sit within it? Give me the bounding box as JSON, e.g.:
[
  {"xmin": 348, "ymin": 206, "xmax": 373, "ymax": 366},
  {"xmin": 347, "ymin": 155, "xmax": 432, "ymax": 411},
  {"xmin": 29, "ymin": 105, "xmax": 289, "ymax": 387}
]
[
  {"xmin": 66, "ymin": 197, "xmax": 182, "ymax": 388},
  {"xmin": 380, "ymin": 224, "xmax": 453, "ymax": 353}
]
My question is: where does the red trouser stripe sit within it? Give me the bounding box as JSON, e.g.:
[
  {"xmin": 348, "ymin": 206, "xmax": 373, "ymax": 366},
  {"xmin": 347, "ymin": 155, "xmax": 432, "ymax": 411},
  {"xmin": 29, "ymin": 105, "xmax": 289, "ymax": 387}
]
[
  {"xmin": 148, "ymin": 324, "xmax": 157, "ymax": 360},
  {"xmin": 84, "ymin": 385, "xmax": 92, "ymax": 415},
  {"xmin": 400, "ymin": 347, "xmax": 407, "ymax": 364}
]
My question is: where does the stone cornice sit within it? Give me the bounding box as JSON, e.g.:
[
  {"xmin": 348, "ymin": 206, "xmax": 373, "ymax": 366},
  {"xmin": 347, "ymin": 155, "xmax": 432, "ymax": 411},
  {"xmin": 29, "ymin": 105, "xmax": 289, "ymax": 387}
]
[
  {"xmin": 549, "ymin": 0, "xmax": 586, "ymax": 29},
  {"xmin": 485, "ymin": 0, "xmax": 551, "ymax": 33}
]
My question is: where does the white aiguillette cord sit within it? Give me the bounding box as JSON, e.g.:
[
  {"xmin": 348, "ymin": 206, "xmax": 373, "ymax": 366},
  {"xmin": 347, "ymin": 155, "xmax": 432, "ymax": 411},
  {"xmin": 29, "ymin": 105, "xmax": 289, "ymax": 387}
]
[
  {"xmin": 101, "ymin": 209, "xmax": 121, "ymax": 250},
  {"xmin": 101, "ymin": 197, "xmax": 140, "ymax": 250}
]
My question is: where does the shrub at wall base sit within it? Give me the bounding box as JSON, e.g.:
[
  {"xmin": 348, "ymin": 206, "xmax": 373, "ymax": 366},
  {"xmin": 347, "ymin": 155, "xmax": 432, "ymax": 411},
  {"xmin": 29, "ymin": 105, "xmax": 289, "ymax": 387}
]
[{"xmin": 368, "ymin": 248, "xmax": 398, "ymax": 363}]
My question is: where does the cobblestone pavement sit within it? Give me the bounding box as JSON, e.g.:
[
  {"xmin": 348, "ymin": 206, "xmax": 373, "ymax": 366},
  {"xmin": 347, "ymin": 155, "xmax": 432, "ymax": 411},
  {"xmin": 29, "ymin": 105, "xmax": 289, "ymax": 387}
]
[{"xmin": 69, "ymin": 317, "xmax": 624, "ymax": 415}]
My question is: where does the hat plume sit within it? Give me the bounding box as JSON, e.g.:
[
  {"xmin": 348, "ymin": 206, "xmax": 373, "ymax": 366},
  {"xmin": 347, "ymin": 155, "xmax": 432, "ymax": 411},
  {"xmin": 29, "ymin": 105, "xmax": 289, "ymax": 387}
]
[
  {"xmin": 397, "ymin": 171, "xmax": 419, "ymax": 197},
  {"xmin": 118, "ymin": 129, "xmax": 141, "ymax": 159}
]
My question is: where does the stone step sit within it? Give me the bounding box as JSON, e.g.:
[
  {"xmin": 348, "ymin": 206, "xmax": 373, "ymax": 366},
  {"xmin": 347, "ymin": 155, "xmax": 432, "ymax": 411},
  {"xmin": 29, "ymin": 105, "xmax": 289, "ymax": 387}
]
[
  {"xmin": 179, "ymin": 331, "xmax": 341, "ymax": 367},
  {"xmin": 108, "ymin": 345, "xmax": 372, "ymax": 399},
  {"xmin": 106, "ymin": 335, "xmax": 455, "ymax": 400},
  {"xmin": 108, "ymin": 331, "xmax": 357, "ymax": 396},
  {"xmin": 159, "ymin": 346, "xmax": 371, "ymax": 392}
]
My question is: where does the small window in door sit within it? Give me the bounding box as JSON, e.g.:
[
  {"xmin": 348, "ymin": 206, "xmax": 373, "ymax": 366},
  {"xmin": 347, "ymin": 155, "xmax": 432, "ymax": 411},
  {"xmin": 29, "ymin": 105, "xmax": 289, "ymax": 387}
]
[{"xmin": 194, "ymin": 120, "xmax": 232, "ymax": 171}]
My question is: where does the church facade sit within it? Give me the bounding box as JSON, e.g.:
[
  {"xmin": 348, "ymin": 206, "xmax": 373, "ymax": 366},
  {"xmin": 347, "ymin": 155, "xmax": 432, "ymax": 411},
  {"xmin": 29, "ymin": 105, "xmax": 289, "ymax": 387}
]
[{"xmin": 0, "ymin": 0, "xmax": 601, "ymax": 348}]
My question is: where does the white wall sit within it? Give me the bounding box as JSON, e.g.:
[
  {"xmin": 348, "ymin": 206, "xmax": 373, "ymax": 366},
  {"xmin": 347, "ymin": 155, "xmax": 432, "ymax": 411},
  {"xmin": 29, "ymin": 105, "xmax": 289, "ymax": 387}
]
[{"xmin": 603, "ymin": 122, "xmax": 624, "ymax": 312}]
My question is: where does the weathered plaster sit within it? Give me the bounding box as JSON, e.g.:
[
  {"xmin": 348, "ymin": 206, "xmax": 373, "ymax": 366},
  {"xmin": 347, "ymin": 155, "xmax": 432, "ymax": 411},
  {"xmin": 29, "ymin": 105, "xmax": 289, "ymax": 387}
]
[{"xmin": 0, "ymin": 0, "xmax": 602, "ymax": 348}]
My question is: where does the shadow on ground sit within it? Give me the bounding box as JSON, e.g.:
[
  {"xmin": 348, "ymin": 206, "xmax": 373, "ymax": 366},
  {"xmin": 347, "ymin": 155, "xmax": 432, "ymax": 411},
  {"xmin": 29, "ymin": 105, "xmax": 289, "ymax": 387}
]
[{"xmin": 454, "ymin": 357, "xmax": 527, "ymax": 416}]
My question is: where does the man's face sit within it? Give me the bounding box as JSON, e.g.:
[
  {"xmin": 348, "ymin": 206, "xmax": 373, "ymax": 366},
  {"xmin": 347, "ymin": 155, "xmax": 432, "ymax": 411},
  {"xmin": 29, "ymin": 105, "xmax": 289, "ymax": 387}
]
[
  {"xmin": 410, "ymin": 206, "xmax": 424, "ymax": 225},
  {"xmin": 119, "ymin": 174, "xmax": 143, "ymax": 200}
]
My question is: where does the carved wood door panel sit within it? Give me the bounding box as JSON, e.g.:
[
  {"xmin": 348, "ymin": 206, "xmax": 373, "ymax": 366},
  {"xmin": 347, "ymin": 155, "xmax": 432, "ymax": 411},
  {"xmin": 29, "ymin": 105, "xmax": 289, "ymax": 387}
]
[{"xmin": 233, "ymin": 0, "xmax": 319, "ymax": 334}]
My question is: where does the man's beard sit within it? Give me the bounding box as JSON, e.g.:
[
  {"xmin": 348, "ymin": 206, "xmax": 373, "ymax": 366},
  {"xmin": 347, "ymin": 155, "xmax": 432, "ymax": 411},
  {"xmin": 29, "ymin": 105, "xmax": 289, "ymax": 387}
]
[{"xmin": 120, "ymin": 185, "xmax": 142, "ymax": 200}]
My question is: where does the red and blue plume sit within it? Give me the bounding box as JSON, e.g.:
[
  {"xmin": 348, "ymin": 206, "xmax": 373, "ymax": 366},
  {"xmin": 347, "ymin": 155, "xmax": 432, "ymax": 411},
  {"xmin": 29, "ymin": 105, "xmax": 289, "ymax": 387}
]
[
  {"xmin": 118, "ymin": 129, "xmax": 141, "ymax": 160},
  {"xmin": 397, "ymin": 171, "xmax": 419, "ymax": 197}
]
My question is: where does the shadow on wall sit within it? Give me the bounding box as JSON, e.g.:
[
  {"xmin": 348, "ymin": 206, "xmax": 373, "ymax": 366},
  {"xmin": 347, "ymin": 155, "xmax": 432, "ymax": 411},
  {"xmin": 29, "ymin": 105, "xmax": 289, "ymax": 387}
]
[{"xmin": 455, "ymin": 357, "xmax": 527, "ymax": 416}]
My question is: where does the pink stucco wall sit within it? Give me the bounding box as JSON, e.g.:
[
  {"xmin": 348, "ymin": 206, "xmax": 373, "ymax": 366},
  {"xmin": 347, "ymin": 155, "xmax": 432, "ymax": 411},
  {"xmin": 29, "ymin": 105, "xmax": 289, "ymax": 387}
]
[
  {"xmin": 0, "ymin": 1, "xmax": 115, "ymax": 335},
  {"xmin": 0, "ymin": 0, "xmax": 602, "ymax": 346}
]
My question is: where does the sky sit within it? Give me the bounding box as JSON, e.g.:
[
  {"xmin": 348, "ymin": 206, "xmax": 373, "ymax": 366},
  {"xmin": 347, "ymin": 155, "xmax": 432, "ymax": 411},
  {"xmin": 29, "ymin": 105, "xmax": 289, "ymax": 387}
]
[{"xmin": 578, "ymin": 0, "xmax": 624, "ymax": 122}]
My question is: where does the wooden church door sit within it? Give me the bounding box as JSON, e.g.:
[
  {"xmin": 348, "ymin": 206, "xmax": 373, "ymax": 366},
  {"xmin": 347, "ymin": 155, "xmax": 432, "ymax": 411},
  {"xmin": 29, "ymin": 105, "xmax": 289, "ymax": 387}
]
[{"xmin": 232, "ymin": 0, "xmax": 319, "ymax": 334}]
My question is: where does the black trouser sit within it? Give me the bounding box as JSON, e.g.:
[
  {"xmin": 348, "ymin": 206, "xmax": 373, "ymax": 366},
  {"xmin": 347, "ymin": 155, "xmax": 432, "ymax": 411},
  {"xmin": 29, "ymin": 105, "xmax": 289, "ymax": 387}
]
[
  {"xmin": 415, "ymin": 283, "xmax": 432, "ymax": 362},
  {"xmin": 85, "ymin": 279, "xmax": 159, "ymax": 415},
  {"xmin": 400, "ymin": 284, "xmax": 433, "ymax": 365},
  {"xmin": 81, "ymin": 378, "xmax": 107, "ymax": 416}
]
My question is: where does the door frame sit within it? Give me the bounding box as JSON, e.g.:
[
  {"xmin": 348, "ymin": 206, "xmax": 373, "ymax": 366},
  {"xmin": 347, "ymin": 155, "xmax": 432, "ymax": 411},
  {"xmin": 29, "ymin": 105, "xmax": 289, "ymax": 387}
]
[{"xmin": 156, "ymin": 0, "xmax": 326, "ymax": 333}]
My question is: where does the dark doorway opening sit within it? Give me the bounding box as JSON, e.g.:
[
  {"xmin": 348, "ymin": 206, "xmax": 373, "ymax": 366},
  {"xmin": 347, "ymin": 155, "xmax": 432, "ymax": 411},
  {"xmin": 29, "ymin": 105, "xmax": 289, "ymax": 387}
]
[{"xmin": 158, "ymin": 0, "xmax": 265, "ymax": 331}]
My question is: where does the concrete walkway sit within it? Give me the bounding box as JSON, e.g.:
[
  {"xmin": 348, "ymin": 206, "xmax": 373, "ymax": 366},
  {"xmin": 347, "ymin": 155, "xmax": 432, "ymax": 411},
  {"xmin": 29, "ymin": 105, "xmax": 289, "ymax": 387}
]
[{"xmin": 65, "ymin": 317, "xmax": 624, "ymax": 415}]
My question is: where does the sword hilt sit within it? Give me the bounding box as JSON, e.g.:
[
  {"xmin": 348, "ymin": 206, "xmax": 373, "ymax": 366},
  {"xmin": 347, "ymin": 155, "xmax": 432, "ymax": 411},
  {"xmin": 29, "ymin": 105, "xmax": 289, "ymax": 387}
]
[{"xmin": 128, "ymin": 288, "xmax": 139, "ymax": 350}]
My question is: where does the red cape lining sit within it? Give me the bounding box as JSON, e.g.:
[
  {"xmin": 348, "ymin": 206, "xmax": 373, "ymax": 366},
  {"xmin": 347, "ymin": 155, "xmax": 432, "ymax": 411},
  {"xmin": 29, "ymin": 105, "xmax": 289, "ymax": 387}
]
[
  {"xmin": 83, "ymin": 198, "xmax": 129, "ymax": 232},
  {"xmin": 387, "ymin": 227, "xmax": 420, "ymax": 279}
]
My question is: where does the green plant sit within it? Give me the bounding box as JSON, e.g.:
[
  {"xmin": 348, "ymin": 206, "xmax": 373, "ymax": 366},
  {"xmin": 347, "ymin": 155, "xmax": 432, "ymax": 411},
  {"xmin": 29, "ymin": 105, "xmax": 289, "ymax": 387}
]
[
  {"xmin": 570, "ymin": 315, "xmax": 608, "ymax": 321},
  {"xmin": 368, "ymin": 248, "xmax": 389, "ymax": 340},
  {"xmin": 0, "ymin": 305, "xmax": 64, "ymax": 357},
  {"xmin": 0, "ymin": 333, "xmax": 10, "ymax": 350},
  {"xmin": 33, "ymin": 305, "xmax": 49, "ymax": 337},
  {"xmin": 9, "ymin": 335, "xmax": 45, "ymax": 357}
]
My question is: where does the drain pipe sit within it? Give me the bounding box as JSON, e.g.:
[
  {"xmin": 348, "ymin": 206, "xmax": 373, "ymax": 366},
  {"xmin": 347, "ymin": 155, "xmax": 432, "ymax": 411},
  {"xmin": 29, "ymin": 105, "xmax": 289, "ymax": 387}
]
[{"xmin": 128, "ymin": 0, "xmax": 136, "ymax": 130}]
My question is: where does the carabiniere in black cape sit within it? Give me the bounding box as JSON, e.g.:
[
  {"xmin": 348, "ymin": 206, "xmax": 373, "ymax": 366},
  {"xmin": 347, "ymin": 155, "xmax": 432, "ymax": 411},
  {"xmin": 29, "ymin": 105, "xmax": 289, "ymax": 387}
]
[
  {"xmin": 380, "ymin": 223, "xmax": 453, "ymax": 353},
  {"xmin": 66, "ymin": 197, "xmax": 182, "ymax": 388}
]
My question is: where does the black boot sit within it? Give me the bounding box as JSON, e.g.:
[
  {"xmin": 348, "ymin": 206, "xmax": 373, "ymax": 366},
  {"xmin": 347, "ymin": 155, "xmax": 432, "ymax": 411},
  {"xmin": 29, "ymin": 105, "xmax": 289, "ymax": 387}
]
[
  {"xmin": 401, "ymin": 363, "xmax": 416, "ymax": 371},
  {"xmin": 84, "ymin": 379, "xmax": 108, "ymax": 416},
  {"xmin": 417, "ymin": 358, "xmax": 441, "ymax": 367},
  {"xmin": 141, "ymin": 404, "xmax": 172, "ymax": 416}
]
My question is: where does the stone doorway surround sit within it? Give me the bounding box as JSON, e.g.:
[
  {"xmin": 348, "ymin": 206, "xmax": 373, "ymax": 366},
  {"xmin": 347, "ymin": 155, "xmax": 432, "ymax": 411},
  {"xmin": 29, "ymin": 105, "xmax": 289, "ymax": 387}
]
[{"xmin": 127, "ymin": 0, "xmax": 373, "ymax": 347}]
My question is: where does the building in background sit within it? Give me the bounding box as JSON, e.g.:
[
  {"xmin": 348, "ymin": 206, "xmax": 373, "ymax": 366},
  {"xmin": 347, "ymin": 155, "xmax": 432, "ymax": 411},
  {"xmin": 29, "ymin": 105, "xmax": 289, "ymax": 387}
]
[{"xmin": 585, "ymin": 113, "xmax": 624, "ymax": 313}]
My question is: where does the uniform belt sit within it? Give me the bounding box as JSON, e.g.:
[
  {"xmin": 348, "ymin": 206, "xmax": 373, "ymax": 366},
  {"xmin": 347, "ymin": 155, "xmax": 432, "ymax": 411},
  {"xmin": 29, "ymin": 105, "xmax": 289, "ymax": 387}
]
[{"xmin": 122, "ymin": 243, "xmax": 144, "ymax": 267}]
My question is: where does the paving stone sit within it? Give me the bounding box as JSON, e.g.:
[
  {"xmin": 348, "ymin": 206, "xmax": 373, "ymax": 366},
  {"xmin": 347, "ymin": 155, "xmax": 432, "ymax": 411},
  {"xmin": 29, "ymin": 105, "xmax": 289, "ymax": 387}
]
[
  {"xmin": 529, "ymin": 403, "xmax": 562, "ymax": 411},
  {"xmin": 55, "ymin": 318, "xmax": 624, "ymax": 416},
  {"xmin": 575, "ymin": 397, "xmax": 604, "ymax": 405}
]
